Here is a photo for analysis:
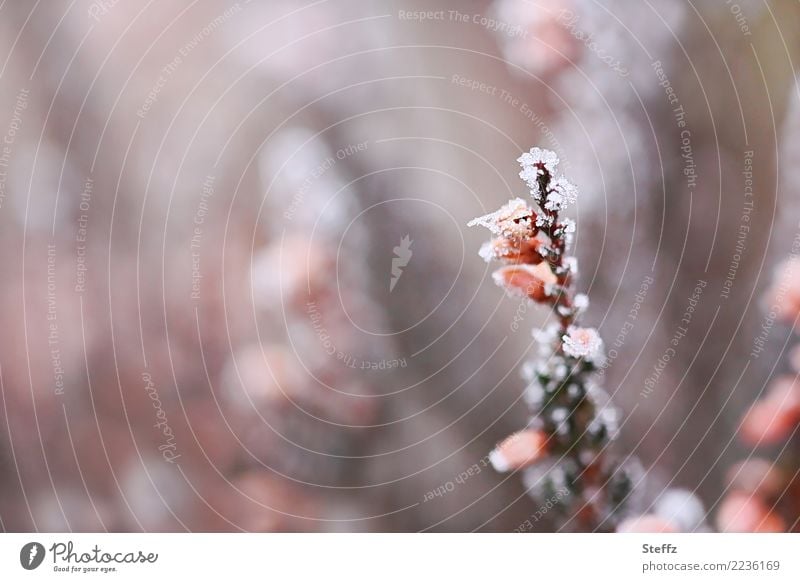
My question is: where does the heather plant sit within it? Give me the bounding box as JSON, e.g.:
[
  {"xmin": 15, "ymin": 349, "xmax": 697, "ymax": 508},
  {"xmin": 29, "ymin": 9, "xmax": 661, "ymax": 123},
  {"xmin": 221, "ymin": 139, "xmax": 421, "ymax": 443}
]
[{"xmin": 469, "ymin": 147, "xmax": 639, "ymax": 531}]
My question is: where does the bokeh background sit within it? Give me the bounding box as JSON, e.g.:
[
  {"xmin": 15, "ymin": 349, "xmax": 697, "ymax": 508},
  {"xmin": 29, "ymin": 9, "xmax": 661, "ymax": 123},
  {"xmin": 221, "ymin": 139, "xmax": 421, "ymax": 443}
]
[{"xmin": 1, "ymin": 0, "xmax": 799, "ymax": 531}]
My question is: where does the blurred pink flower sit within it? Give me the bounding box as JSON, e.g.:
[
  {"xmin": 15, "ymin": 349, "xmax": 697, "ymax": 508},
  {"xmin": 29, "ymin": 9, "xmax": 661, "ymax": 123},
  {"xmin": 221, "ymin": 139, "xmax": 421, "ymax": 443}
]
[
  {"xmin": 492, "ymin": 0, "xmax": 580, "ymax": 77},
  {"xmin": 765, "ymin": 257, "xmax": 800, "ymax": 325},
  {"xmin": 480, "ymin": 235, "xmax": 544, "ymax": 265},
  {"xmin": 726, "ymin": 459, "xmax": 788, "ymax": 500},
  {"xmin": 617, "ymin": 514, "xmax": 677, "ymax": 533},
  {"xmin": 740, "ymin": 376, "xmax": 800, "ymax": 446},
  {"xmin": 492, "ymin": 262, "xmax": 557, "ymax": 302},
  {"xmin": 489, "ymin": 429, "xmax": 548, "ymax": 472},
  {"xmin": 717, "ymin": 492, "xmax": 786, "ymax": 533}
]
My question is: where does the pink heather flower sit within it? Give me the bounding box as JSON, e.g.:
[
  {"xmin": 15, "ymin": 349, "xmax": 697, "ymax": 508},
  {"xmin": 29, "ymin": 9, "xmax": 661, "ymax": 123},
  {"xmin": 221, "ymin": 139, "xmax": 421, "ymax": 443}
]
[
  {"xmin": 740, "ymin": 376, "xmax": 800, "ymax": 446},
  {"xmin": 717, "ymin": 492, "xmax": 787, "ymax": 533},
  {"xmin": 617, "ymin": 515, "xmax": 677, "ymax": 533},
  {"xmin": 468, "ymin": 198, "xmax": 537, "ymax": 240},
  {"xmin": 222, "ymin": 344, "xmax": 303, "ymax": 412},
  {"xmin": 492, "ymin": 262, "xmax": 557, "ymax": 302},
  {"xmin": 479, "ymin": 236, "xmax": 544, "ymax": 264},
  {"xmin": 489, "ymin": 429, "xmax": 548, "ymax": 472},
  {"xmin": 546, "ymin": 176, "xmax": 578, "ymax": 211},
  {"xmin": 492, "ymin": 0, "xmax": 580, "ymax": 78},
  {"xmin": 562, "ymin": 326, "xmax": 603, "ymax": 362},
  {"xmin": 765, "ymin": 257, "xmax": 800, "ymax": 325},
  {"xmin": 726, "ymin": 459, "xmax": 787, "ymax": 500}
]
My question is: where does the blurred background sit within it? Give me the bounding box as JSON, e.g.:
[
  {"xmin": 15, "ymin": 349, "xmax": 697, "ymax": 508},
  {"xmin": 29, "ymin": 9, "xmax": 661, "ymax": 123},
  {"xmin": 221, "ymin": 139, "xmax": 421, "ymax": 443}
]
[{"xmin": 1, "ymin": 0, "xmax": 799, "ymax": 532}]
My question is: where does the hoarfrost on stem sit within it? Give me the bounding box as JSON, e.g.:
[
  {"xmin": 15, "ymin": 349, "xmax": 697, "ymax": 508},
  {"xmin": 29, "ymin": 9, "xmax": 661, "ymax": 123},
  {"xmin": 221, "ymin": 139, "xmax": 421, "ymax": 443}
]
[{"xmin": 469, "ymin": 146, "xmax": 640, "ymax": 531}]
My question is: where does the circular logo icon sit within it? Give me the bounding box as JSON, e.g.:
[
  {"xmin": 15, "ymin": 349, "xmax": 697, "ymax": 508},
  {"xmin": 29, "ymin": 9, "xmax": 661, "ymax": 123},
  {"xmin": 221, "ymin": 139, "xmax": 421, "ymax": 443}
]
[{"xmin": 20, "ymin": 542, "xmax": 45, "ymax": 570}]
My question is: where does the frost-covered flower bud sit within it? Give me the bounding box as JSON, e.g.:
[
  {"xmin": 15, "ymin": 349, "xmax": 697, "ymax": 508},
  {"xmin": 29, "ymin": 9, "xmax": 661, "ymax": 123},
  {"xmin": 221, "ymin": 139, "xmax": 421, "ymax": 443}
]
[
  {"xmin": 562, "ymin": 326, "xmax": 604, "ymax": 363},
  {"xmin": 468, "ymin": 198, "xmax": 538, "ymax": 239},
  {"xmin": 479, "ymin": 236, "xmax": 544, "ymax": 264},
  {"xmin": 492, "ymin": 262, "xmax": 557, "ymax": 302},
  {"xmin": 489, "ymin": 429, "xmax": 548, "ymax": 472}
]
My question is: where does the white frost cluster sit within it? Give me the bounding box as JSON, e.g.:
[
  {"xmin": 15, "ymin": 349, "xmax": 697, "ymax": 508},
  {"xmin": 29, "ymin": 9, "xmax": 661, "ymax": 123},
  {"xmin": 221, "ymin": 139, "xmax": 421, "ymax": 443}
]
[
  {"xmin": 488, "ymin": 448, "xmax": 511, "ymax": 472},
  {"xmin": 518, "ymin": 148, "xmax": 579, "ymax": 212},
  {"xmin": 518, "ymin": 147, "xmax": 560, "ymax": 175},
  {"xmin": 562, "ymin": 326, "xmax": 604, "ymax": 362},
  {"xmin": 547, "ymin": 176, "xmax": 578, "ymax": 211},
  {"xmin": 573, "ymin": 293, "xmax": 589, "ymax": 312},
  {"xmin": 654, "ymin": 489, "xmax": 707, "ymax": 533},
  {"xmin": 478, "ymin": 241, "xmax": 494, "ymax": 263},
  {"xmin": 518, "ymin": 148, "xmax": 560, "ymax": 194},
  {"xmin": 467, "ymin": 197, "xmax": 532, "ymax": 238},
  {"xmin": 533, "ymin": 322, "xmax": 562, "ymax": 347}
]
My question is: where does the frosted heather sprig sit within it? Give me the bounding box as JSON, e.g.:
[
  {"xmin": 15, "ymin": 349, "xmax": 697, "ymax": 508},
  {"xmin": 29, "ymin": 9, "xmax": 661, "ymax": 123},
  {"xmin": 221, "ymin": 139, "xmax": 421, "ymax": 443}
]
[{"xmin": 469, "ymin": 147, "xmax": 636, "ymax": 531}]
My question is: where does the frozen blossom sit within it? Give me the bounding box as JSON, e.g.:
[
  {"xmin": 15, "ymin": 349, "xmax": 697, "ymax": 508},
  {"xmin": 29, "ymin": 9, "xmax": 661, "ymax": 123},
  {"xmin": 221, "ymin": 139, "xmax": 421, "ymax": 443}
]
[
  {"xmin": 470, "ymin": 145, "xmax": 633, "ymax": 530},
  {"xmin": 480, "ymin": 236, "xmax": 544, "ymax": 264},
  {"xmin": 492, "ymin": 262, "xmax": 557, "ymax": 301},
  {"xmin": 468, "ymin": 197, "xmax": 535, "ymax": 239},
  {"xmin": 562, "ymin": 326, "xmax": 603, "ymax": 362},
  {"xmin": 489, "ymin": 429, "xmax": 548, "ymax": 472}
]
